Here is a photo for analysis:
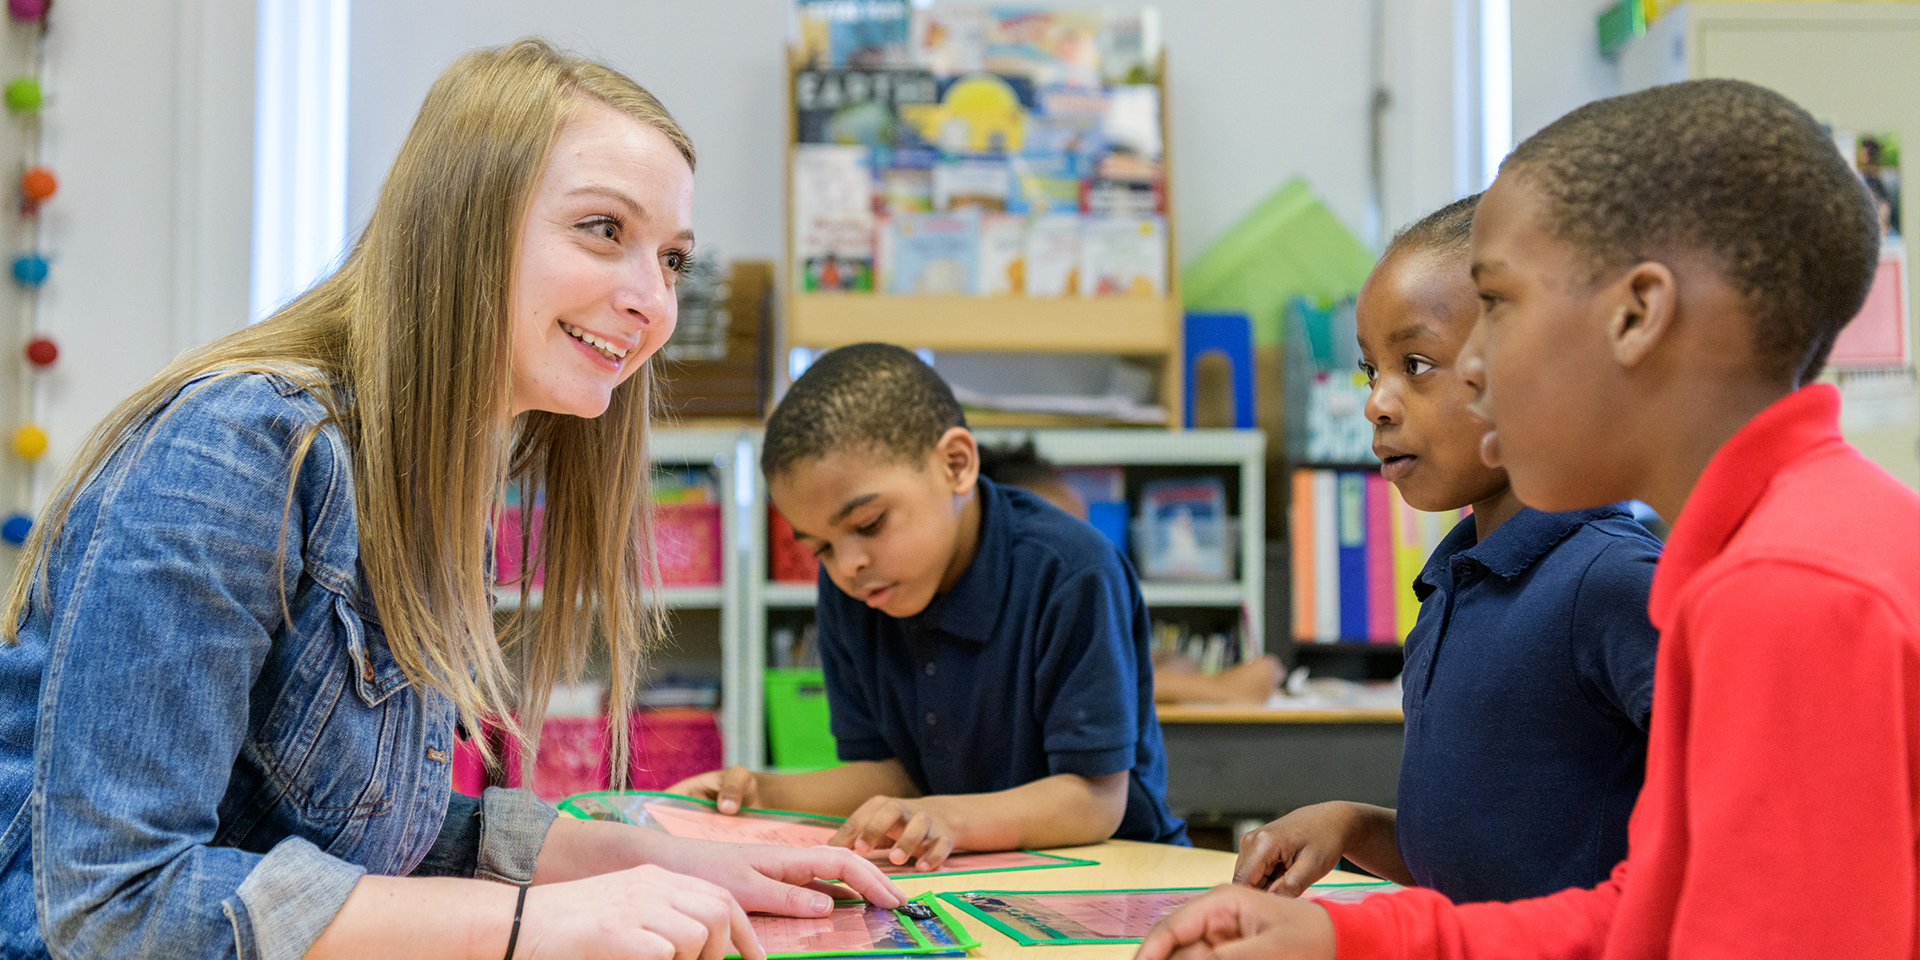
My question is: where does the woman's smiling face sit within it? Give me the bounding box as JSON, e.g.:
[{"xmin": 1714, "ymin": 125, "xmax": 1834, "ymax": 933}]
[{"xmin": 508, "ymin": 99, "xmax": 695, "ymax": 419}]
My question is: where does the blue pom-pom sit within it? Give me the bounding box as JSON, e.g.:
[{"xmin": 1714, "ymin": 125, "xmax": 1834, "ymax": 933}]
[
  {"xmin": 1, "ymin": 513, "xmax": 31, "ymax": 545},
  {"xmin": 11, "ymin": 253, "xmax": 48, "ymax": 287}
]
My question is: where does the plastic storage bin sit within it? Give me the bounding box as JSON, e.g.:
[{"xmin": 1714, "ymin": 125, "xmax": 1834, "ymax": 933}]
[{"xmin": 763, "ymin": 668, "xmax": 838, "ymax": 770}]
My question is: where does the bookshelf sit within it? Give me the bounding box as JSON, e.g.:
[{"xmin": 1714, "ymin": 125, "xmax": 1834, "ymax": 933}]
[
  {"xmin": 490, "ymin": 429, "xmax": 759, "ymax": 766},
  {"xmin": 781, "ymin": 49, "xmax": 1186, "ymax": 426}
]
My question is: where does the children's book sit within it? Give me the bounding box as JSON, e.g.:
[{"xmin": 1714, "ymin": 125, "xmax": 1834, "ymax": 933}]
[
  {"xmin": 1080, "ymin": 215, "xmax": 1165, "ymax": 297},
  {"xmin": 984, "ymin": 9, "xmax": 1103, "ymax": 89},
  {"xmin": 795, "ymin": 69, "xmax": 940, "ymax": 148},
  {"xmin": 727, "ymin": 894, "xmax": 978, "ymax": 960},
  {"xmin": 977, "ymin": 212, "xmax": 1026, "ymax": 295},
  {"xmin": 794, "ymin": 145, "xmax": 876, "ymax": 292},
  {"xmin": 559, "ymin": 791, "xmax": 1098, "ymax": 879},
  {"xmin": 937, "ymin": 882, "xmax": 1400, "ymax": 946},
  {"xmin": 885, "ymin": 212, "xmax": 980, "ymax": 294},
  {"xmin": 1023, "ymin": 213, "xmax": 1081, "ymax": 296},
  {"xmin": 797, "ymin": 0, "xmax": 913, "ymax": 70},
  {"xmin": 1136, "ymin": 476, "xmax": 1230, "ymax": 582}
]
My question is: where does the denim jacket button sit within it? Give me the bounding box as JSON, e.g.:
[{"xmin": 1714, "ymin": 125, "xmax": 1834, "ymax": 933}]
[
  {"xmin": 426, "ymin": 747, "xmax": 448, "ymax": 764},
  {"xmin": 361, "ymin": 661, "xmax": 374, "ymax": 684}
]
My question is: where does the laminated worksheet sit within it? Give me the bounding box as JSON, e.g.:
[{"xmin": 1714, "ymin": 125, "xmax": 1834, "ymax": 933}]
[
  {"xmin": 559, "ymin": 791, "xmax": 1098, "ymax": 878},
  {"xmin": 937, "ymin": 883, "xmax": 1402, "ymax": 945},
  {"xmin": 725, "ymin": 895, "xmax": 979, "ymax": 959}
]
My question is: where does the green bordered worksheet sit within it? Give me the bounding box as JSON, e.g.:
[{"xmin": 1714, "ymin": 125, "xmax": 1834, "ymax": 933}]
[
  {"xmin": 558, "ymin": 790, "xmax": 1100, "ymax": 878},
  {"xmin": 937, "ymin": 882, "xmax": 1401, "ymax": 946},
  {"xmin": 724, "ymin": 893, "xmax": 981, "ymax": 959}
]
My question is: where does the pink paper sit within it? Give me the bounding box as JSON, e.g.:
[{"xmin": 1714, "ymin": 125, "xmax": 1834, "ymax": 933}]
[
  {"xmin": 1038, "ymin": 891, "xmax": 1201, "ymax": 938},
  {"xmin": 740, "ymin": 905, "xmax": 918, "ymax": 954},
  {"xmin": 1301, "ymin": 882, "xmax": 1399, "ymax": 904},
  {"xmin": 643, "ymin": 802, "xmax": 1072, "ymax": 875},
  {"xmin": 646, "ymin": 802, "xmax": 839, "ymax": 846}
]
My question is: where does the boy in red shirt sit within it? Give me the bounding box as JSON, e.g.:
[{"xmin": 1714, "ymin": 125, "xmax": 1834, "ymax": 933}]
[{"xmin": 1136, "ymin": 79, "xmax": 1920, "ymax": 959}]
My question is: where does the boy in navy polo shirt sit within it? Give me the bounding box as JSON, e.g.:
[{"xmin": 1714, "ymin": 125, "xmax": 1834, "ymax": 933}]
[
  {"xmin": 671, "ymin": 343, "xmax": 1186, "ymax": 868},
  {"xmin": 1236, "ymin": 195, "xmax": 1662, "ymax": 904}
]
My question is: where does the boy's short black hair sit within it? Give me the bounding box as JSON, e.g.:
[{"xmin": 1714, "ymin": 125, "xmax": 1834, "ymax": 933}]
[
  {"xmin": 1388, "ymin": 193, "xmax": 1480, "ymax": 259},
  {"xmin": 762, "ymin": 342, "xmax": 967, "ymax": 479},
  {"xmin": 1501, "ymin": 78, "xmax": 1881, "ymax": 384}
]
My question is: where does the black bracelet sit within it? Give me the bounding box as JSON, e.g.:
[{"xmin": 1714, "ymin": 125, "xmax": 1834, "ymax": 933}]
[{"xmin": 503, "ymin": 882, "xmax": 529, "ymax": 960}]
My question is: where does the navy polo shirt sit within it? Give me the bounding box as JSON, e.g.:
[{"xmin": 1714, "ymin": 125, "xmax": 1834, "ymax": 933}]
[
  {"xmin": 815, "ymin": 476, "xmax": 1188, "ymax": 845},
  {"xmin": 1396, "ymin": 504, "xmax": 1661, "ymax": 903}
]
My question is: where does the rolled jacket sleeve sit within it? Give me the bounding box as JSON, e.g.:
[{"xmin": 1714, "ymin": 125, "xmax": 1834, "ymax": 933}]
[{"xmin": 475, "ymin": 787, "xmax": 557, "ymax": 884}]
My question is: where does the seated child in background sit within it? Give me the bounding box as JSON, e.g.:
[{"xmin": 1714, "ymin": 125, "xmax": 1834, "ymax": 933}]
[
  {"xmin": 1234, "ymin": 195, "xmax": 1664, "ymax": 904},
  {"xmin": 672, "ymin": 343, "xmax": 1188, "ymax": 867},
  {"xmin": 977, "ymin": 441, "xmax": 1283, "ymax": 705},
  {"xmin": 1139, "ymin": 78, "xmax": 1919, "ymax": 959}
]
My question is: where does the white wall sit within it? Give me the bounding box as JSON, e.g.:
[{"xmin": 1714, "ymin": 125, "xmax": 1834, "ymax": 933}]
[
  {"xmin": 1511, "ymin": 0, "xmax": 1621, "ymax": 147},
  {"xmin": 0, "ymin": 0, "xmax": 254, "ymax": 581}
]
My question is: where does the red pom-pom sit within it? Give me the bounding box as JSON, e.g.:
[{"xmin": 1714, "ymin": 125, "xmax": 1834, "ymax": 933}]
[
  {"xmin": 20, "ymin": 166, "xmax": 55, "ymax": 201},
  {"xmin": 24, "ymin": 336, "xmax": 56, "ymax": 367}
]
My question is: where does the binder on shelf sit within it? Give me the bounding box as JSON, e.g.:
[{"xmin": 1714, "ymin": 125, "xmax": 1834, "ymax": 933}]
[
  {"xmin": 1311, "ymin": 470, "xmax": 1339, "ymax": 642},
  {"xmin": 1364, "ymin": 474, "xmax": 1395, "ymax": 641},
  {"xmin": 1335, "ymin": 472, "xmax": 1368, "ymax": 641},
  {"xmin": 1290, "ymin": 470, "xmax": 1315, "ymax": 641}
]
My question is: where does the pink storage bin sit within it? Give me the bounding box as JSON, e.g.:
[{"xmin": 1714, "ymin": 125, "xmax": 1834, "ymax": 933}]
[
  {"xmin": 450, "ymin": 709, "xmax": 724, "ymax": 800},
  {"xmin": 629, "ymin": 709, "xmax": 724, "ymax": 790},
  {"xmin": 494, "ymin": 504, "xmax": 545, "ymax": 589},
  {"xmin": 494, "ymin": 502, "xmax": 722, "ymax": 588},
  {"xmin": 655, "ymin": 502, "xmax": 723, "ymax": 585},
  {"xmin": 504, "ymin": 716, "xmax": 611, "ymax": 802}
]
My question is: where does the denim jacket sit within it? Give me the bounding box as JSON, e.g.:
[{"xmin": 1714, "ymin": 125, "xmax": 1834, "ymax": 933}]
[{"xmin": 0, "ymin": 370, "xmax": 558, "ymax": 960}]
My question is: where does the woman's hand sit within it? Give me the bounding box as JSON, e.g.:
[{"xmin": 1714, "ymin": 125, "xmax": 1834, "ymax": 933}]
[
  {"xmin": 1133, "ymin": 884, "xmax": 1335, "ymax": 960},
  {"xmin": 828, "ymin": 796, "xmax": 956, "ymax": 872},
  {"xmin": 521, "ymin": 864, "xmax": 761, "ymax": 960},
  {"xmin": 668, "ymin": 766, "xmax": 762, "ymax": 814},
  {"xmin": 643, "ymin": 836, "xmax": 907, "ymax": 915}
]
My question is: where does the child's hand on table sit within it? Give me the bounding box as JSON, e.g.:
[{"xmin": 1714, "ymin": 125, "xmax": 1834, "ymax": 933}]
[
  {"xmin": 668, "ymin": 766, "xmax": 762, "ymax": 814},
  {"xmin": 1134, "ymin": 884, "xmax": 1335, "ymax": 960},
  {"xmin": 1234, "ymin": 802, "xmax": 1379, "ymax": 897},
  {"xmin": 829, "ymin": 795, "xmax": 956, "ymax": 871}
]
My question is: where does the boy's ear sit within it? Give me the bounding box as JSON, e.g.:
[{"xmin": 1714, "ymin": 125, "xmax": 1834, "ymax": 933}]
[
  {"xmin": 1608, "ymin": 261, "xmax": 1679, "ymax": 370},
  {"xmin": 934, "ymin": 427, "xmax": 980, "ymax": 494}
]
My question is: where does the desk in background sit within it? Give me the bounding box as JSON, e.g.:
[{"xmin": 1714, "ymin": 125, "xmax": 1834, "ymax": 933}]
[
  {"xmin": 1155, "ymin": 705, "xmax": 1403, "ymax": 819},
  {"xmin": 888, "ymin": 840, "xmax": 1374, "ymax": 960}
]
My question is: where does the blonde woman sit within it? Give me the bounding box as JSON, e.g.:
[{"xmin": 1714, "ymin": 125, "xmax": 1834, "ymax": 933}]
[{"xmin": 0, "ymin": 40, "xmax": 902, "ymax": 960}]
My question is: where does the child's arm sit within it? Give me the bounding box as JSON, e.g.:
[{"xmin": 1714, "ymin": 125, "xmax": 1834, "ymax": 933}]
[
  {"xmin": 829, "ymin": 770, "xmax": 1129, "ymax": 870},
  {"xmin": 1234, "ymin": 802, "xmax": 1414, "ymax": 894},
  {"xmin": 667, "ymin": 759, "xmax": 920, "ymax": 817}
]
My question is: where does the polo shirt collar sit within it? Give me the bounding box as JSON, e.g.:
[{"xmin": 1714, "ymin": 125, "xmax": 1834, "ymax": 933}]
[
  {"xmin": 1648, "ymin": 383, "xmax": 1844, "ymax": 630},
  {"xmin": 1415, "ymin": 504, "xmax": 1627, "ymax": 599},
  {"xmin": 913, "ymin": 476, "xmax": 1011, "ymax": 644}
]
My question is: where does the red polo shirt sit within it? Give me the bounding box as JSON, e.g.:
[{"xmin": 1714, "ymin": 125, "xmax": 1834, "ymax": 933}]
[{"xmin": 1324, "ymin": 383, "xmax": 1920, "ymax": 959}]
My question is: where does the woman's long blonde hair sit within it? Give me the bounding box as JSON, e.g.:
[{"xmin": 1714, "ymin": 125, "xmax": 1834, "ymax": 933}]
[{"xmin": 2, "ymin": 39, "xmax": 693, "ymax": 784}]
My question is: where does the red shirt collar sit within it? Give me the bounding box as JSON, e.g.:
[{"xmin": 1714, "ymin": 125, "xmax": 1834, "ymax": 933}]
[{"xmin": 1648, "ymin": 383, "xmax": 1845, "ymax": 630}]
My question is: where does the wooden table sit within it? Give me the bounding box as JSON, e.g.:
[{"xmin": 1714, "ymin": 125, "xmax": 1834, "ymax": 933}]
[
  {"xmin": 1154, "ymin": 705, "xmax": 1405, "ymax": 819},
  {"xmin": 883, "ymin": 840, "xmax": 1372, "ymax": 960}
]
